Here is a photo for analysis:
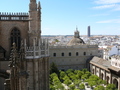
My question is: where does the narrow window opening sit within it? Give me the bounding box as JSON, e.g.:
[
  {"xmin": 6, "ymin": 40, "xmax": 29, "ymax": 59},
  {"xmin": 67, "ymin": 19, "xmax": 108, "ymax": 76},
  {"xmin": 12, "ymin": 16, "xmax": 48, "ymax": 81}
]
[
  {"xmin": 83, "ymin": 52, "xmax": 86, "ymax": 56},
  {"xmin": 53, "ymin": 53, "xmax": 56, "ymax": 57},
  {"xmin": 69, "ymin": 52, "xmax": 71, "ymax": 56},
  {"xmin": 61, "ymin": 53, "xmax": 64, "ymax": 56},
  {"xmin": 76, "ymin": 52, "xmax": 79, "ymax": 56}
]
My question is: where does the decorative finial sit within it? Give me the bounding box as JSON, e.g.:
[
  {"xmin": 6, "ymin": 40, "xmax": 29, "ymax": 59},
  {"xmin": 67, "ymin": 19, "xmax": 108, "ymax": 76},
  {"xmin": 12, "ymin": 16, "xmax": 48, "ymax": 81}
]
[
  {"xmin": 38, "ymin": 1, "xmax": 41, "ymax": 9},
  {"xmin": 76, "ymin": 26, "xmax": 78, "ymax": 31}
]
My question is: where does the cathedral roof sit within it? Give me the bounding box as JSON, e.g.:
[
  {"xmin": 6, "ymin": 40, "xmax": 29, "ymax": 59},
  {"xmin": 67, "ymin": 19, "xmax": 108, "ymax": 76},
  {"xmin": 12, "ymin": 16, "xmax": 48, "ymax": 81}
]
[{"xmin": 67, "ymin": 29, "xmax": 85, "ymax": 46}]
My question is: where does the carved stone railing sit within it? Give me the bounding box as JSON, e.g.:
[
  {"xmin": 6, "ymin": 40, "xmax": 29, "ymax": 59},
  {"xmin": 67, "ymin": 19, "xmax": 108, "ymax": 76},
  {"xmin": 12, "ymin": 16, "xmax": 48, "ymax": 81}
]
[{"xmin": 24, "ymin": 39, "xmax": 49, "ymax": 59}]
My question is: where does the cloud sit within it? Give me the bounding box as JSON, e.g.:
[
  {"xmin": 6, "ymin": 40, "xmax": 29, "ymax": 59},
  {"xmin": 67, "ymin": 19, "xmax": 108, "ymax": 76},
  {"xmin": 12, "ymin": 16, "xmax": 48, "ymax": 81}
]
[
  {"xmin": 93, "ymin": 0, "xmax": 120, "ymax": 11},
  {"xmin": 113, "ymin": 5, "xmax": 120, "ymax": 10},
  {"xmin": 96, "ymin": 20, "xmax": 113, "ymax": 23},
  {"xmin": 93, "ymin": 4, "xmax": 116, "ymax": 9},
  {"xmin": 94, "ymin": 0, "xmax": 120, "ymax": 4},
  {"xmin": 96, "ymin": 19, "xmax": 120, "ymax": 23}
]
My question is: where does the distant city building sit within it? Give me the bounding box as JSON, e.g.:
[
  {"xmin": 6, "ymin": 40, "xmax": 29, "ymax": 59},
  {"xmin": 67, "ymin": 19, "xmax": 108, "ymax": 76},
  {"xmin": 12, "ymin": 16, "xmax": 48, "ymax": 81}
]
[{"xmin": 87, "ymin": 26, "xmax": 91, "ymax": 37}]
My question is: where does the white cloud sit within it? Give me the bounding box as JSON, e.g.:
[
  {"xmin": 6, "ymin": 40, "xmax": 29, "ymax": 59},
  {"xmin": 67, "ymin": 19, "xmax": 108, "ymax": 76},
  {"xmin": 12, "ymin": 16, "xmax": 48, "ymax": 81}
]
[
  {"xmin": 94, "ymin": 0, "xmax": 120, "ymax": 4},
  {"xmin": 93, "ymin": 4, "xmax": 116, "ymax": 9},
  {"xmin": 96, "ymin": 20, "xmax": 112, "ymax": 23},
  {"xmin": 96, "ymin": 19, "xmax": 120, "ymax": 23},
  {"xmin": 93, "ymin": 0, "xmax": 120, "ymax": 11},
  {"xmin": 113, "ymin": 4, "xmax": 120, "ymax": 10},
  {"xmin": 91, "ymin": 13, "xmax": 109, "ymax": 17}
]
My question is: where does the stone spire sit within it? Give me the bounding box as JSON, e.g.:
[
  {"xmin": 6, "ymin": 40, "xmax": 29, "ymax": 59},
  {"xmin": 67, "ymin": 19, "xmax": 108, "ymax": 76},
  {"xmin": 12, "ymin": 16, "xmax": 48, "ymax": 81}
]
[
  {"xmin": 29, "ymin": 0, "xmax": 41, "ymax": 45},
  {"xmin": 38, "ymin": 1, "xmax": 41, "ymax": 10},
  {"xmin": 37, "ymin": 1, "xmax": 41, "ymax": 37},
  {"xmin": 29, "ymin": 0, "xmax": 37, "ymax": 11}
]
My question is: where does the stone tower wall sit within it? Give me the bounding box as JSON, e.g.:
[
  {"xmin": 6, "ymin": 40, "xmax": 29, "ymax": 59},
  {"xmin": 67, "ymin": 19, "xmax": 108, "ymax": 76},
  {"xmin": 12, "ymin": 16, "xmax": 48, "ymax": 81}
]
[{"xmin": 25, "ymin": 57, "xmax": 49, "ymax": 90}]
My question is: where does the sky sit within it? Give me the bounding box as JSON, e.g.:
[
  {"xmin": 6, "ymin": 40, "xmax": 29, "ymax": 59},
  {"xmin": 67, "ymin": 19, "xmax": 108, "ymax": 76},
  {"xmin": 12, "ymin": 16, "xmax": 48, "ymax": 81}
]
[{"xmin": 0, "ymin": 0, "xmax": 120, "ymax": 35}]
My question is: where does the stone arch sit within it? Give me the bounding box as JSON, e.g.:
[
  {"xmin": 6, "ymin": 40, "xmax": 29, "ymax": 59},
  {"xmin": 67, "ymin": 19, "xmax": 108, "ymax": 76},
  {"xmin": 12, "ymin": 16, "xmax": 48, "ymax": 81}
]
[
  {"xmin": 10, "ymin": 27, "xmax": 21, "ymax": 50},
  {"xmin": 113, "ymin": 78, "xmax": 118, "ymax": 88},
  {"xmin": 106, "ymin": 76, "xmax": 110, "ymax": 84}
]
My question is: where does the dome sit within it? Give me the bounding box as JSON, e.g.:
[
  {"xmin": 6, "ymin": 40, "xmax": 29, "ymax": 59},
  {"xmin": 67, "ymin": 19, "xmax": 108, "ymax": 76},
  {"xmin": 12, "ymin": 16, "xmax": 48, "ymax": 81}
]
[
  {"xmin": 67, "ymin": 37, "xmax": 85, "ymax": 46},
  {"xmin": 67, "ymin": 29, "xmax": 85, "ymax": 46}
]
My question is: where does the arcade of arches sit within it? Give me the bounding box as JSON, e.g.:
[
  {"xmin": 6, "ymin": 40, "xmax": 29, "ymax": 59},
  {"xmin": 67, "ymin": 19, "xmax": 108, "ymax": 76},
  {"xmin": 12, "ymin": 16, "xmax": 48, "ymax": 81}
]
[
  {"xmin": 90, "ymin": 57, "xmax": 120, "ymax": 89},
  {"xmin": 91, "ymin": 66, "xmax": 119, "ymax": 89}
]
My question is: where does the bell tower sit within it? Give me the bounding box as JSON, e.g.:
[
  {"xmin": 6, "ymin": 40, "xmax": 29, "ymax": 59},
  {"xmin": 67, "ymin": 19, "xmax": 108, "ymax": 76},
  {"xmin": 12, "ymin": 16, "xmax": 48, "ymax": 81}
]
[{"xmin": 29, "ymin": 0, "xmax": 41, "ymax": 45}]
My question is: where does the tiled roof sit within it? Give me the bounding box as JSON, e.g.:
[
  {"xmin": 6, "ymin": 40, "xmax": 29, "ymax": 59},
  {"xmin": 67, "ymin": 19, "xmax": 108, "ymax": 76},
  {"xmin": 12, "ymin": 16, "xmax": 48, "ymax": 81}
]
[
  {"xmin": 108, "ymin": 66, "xmax": 120, "ymax": 72},
  {"xmin": 90, "ymin": 56, "xmax": 111, "ymax": 71}
]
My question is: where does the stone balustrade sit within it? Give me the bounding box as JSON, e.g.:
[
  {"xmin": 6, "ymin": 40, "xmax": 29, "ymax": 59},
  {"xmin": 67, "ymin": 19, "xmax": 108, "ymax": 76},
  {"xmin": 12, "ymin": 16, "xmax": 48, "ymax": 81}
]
[{"xmin": 0, "ymin": 12, "xmax": 29, "ymax": 20}]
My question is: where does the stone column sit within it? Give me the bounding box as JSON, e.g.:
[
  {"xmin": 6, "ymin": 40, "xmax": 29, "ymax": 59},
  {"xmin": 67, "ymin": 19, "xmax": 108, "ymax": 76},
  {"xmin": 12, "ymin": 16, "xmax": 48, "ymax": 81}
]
[
  {"xmin": 118, "ymin": 78, "xmax": 120, "ymax": 90},
  {"xmin": 99, "ymin": 68, "xmax": 101, "ymax": 77},
  {"xmin": 95, "ymin": 66, "xmax": 96, "ymax": 75},
  {"xmin": 46, "ymin": 57, "xmax": 49, "ymax": 90},
  {"xmin": 104, "ymin": 70, "xmax": 106, "ymax": 80},
  {"xmin": 26, "ymin": 60, "xmax": 34, "ymax": 90}
]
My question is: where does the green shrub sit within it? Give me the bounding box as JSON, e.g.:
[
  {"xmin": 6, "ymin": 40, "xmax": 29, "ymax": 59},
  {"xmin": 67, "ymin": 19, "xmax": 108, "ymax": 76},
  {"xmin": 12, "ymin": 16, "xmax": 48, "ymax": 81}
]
[
  {"xmin": 94, "ymin": 85, "xmax": 105, "ymax": 90},
  {"xmin": 79, "ymin": 84, "xmax": 85, "ymax": 90}
]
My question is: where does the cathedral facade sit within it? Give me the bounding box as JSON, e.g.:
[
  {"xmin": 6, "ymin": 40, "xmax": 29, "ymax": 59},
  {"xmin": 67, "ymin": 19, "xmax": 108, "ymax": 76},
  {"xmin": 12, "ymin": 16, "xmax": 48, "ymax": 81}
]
[{"xmin": 0, "ymin": 0, "xmax": 49, "ymax": 90}]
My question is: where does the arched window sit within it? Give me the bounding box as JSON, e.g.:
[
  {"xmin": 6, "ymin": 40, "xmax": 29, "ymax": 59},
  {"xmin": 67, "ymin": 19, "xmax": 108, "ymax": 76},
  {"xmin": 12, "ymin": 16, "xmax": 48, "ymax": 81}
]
[
  {"xmin": 83, "ymin": 52, "xmax": 86, "ymax": 55},
  {"xmin": 11, "ymin": 28, "xmax": 21, "ymax": 50},
  {"xmin": 113, "ymin": 78, "xmax": 118, "ymax": 88},
  {"xmin": 76, "ymin": 52, "xmax": 79, "ymax": 56}
]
